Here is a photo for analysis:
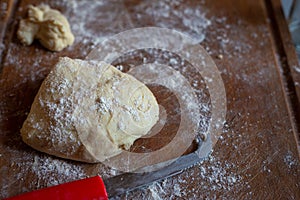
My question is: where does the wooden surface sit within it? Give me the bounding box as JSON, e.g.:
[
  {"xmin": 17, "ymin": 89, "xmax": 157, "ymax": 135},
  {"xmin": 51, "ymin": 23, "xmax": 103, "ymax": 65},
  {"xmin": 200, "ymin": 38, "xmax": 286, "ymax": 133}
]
[{"xmin": 1, "ymin": 0, "xmax": 300, "ymax": 199}]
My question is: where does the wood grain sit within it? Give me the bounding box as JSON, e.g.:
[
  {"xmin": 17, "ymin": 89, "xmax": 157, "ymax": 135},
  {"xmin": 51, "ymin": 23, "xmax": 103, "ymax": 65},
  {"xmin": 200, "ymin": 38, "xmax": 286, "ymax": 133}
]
[{"xmin": 0, "ymin": 0, "xmax": 299, "ymax": 199}]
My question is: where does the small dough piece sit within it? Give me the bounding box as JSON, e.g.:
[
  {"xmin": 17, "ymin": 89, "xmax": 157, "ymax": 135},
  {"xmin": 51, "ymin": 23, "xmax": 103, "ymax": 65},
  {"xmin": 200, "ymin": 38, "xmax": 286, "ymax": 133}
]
[
  {"xmin": 17, "ymin": 4, "xmax": 74, "ymax": 51},
  {"xmin": 20, "ymin": 57, "xmax": 159, "ymax": 163}
]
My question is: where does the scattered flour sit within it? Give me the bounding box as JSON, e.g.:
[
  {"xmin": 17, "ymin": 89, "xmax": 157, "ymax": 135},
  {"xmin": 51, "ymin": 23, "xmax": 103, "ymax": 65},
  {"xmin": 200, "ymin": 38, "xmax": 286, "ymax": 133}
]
[
  {"xmin": 1, "ymin": 1, "xmax": 236, "ymax": 199},
  {"xmin": 0, "ymin": 144, "xmax": 87, "ymax": 197},
  {"xmin": 116, "ymin": 153, "xmax": 245, "ymax": 200},
  {"xmin": 284, "ymin": 151, "xmax": 297, "ymax": 169},
  {"xmin": 31, "ymin": 155, "xmax": 86, "ymax": 187},
  {"xmin": 294, "ymin": 65, "xmax": 300, "ymax": 73},
  {"xmin": 0, "ymin": 1, "xmax": 7, "ymax": 11},
  {"xmin": 1, "ymin": 0, "xmax": 299, "ymax": 199},
  {"xmin": 128, "ymin": 0, "xmax": 211, "ymax": 43}
]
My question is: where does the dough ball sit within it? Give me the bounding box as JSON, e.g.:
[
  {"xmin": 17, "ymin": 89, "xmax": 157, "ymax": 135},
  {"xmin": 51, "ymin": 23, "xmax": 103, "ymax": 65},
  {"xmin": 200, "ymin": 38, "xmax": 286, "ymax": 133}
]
[
  {"xmin": 20, "ymin": 57, "xmax": 159, "ymax": 163},
  {"xmin": 17, "ymin": 4, "xmax": 74, "ymax": 51}
]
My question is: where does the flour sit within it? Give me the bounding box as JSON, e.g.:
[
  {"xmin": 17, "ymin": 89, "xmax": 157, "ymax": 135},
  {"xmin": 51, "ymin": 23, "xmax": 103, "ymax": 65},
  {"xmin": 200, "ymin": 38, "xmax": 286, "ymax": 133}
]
[
  {"xmin": 107, "ymin": 9, "xmax": 275, "ymax": 199},
  {"xmin": 1, "ymin": 0, "xmax": 214, "ymax": 198},
  {"xmin": 31, "ymin": 155, "xmax": 86, "ymax": 187},
  {"xmin": 0, "ymin": 1, "xmax": 7, "ymax": 11},
  {"xmin": 57, "ymin": 0, "xmax": 211, "ymax": 48},
  {"xmin": 294, "ymin": 65, "xmax": 300, "ymax": 73},
  {"xmin": 284, "ymin": 151, "xmax": 297, "ymax": 169},
  {"xmin": 95, "ymin": 97, "xmax": 111, "ymax": 114},
  {"xmin": 63, "ymin": 0, "xmax": 135, "ymax": 55},
  {"xmin": 0, "ymin": 144, "xmax": 87, "ymax": 197},
  {"xmin": 129, "ymin": 0, "xmax": 211, "ymax": 43},
  {"xmin": 2, "ymin": 0, "xmax": 297, "ymax": 199},
  {"xmin": 116, "ymin": 153, "xmax": 245, "ymax": 200}
]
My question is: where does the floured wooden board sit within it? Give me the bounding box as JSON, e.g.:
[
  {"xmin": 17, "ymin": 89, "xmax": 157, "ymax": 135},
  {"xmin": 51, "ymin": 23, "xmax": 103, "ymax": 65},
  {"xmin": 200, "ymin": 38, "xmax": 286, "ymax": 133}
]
[{"xmin": 0, "ymin": 0, "xmax": 299, "ymax": 199}]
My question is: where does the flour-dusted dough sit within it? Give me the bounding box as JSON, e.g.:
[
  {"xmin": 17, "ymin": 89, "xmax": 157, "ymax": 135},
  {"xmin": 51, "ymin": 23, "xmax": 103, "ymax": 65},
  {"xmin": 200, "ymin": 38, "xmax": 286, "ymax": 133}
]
[
  {"xmin": 17, "ymin": 4, "xmax": 74, "ymax": 51},
  {"xmin": 20, "ymin": 57, "xmax": 159, "ymax": 163}
]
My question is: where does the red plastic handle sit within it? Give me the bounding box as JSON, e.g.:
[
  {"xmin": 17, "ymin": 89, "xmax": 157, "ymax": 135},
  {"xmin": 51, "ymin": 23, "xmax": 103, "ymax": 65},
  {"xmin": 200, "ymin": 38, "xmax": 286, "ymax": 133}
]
[{"xmin": 4, "ymin": 176, "xmax": 108, "ymax": 200}]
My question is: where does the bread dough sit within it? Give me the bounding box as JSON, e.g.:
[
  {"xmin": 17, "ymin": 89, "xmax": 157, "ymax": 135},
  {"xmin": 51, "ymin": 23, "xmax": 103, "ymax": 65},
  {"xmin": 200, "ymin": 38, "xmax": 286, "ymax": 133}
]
[
  {"xmin": 17, "ymin": 4, "xmax": 74, "ymax": 51},
  {"xmin": 20, "ymin": 57, "xmax": 159, "ymax": 163}
]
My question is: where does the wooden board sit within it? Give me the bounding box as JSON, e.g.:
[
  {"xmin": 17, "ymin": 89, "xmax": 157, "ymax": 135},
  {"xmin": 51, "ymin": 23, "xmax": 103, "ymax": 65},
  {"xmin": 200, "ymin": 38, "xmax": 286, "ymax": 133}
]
[{"xmin": 0, "ymin": 0, "xmax": 299, "ymax": 199}]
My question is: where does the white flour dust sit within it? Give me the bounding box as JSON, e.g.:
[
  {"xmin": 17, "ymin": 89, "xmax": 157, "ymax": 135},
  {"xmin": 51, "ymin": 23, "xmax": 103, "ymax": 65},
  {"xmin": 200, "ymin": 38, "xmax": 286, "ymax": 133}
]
[
  {"xmin": 2, "ymin": 0, "xmax": 299, "ymax": 199},
  {"xmin": 31, "ymin": 155, "xmax": 86, "ymax": 187},
  {"xmin": 116, "ymin": 154, "xmax": 244, "ymax": 200},
  {"xmin": 1, "ymin": 1, "xmax": 220, "ymax": 199},
  {"xmin": 0, "ymin": 145, "xmax": 87, "ymax": 197}
]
